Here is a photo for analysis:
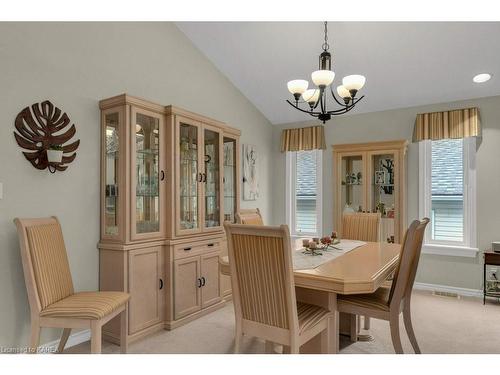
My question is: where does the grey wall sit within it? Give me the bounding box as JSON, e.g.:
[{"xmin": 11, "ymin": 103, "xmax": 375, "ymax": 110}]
[
  {"xmin": 0, "ymin": 23, "xmax": 273, "ymax": 347},
  {"xmin": 272, "ymin": 95, "xmax": 500, "ymax": 291}
]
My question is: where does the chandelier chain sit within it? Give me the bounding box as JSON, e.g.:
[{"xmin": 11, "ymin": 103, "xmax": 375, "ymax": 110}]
[{"xmin": 322, "ymin": 21, "xmax": 329, "ymax": 51}]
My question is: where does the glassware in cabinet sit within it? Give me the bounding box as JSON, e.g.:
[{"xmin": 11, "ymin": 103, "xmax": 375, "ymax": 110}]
[
  {"xmin": 223, "ymin": 137, "xmax": 237, "ymax": 223},
  {"xmin": 203, "ymin": 128, "xmax": 222, "ymax": 229}
]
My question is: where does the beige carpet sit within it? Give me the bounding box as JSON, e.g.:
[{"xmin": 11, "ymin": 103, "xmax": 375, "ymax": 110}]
[{"xmin": 64, "ymin": 290, "xmax": 500, "ymax": 354}]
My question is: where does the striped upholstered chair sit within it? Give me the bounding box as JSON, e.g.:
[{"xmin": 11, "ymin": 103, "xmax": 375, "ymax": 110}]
[
  {"xmin": 14, "ymin": 217, "xmax": 130, "ymax": 354},
  {"xmin": 224, "ymin": 223, "xmax": 333, "ymax": 354},
  {"xmin": 342, "ymin": 212, "xmax": 381, "ymax": 242},
  {"xmin": 235, "ymin": 208, "xmax": 264, "ymax": 225},
  {"xmin": 338, "ymin": 218, "xmax": 429, "ymax": 354}
]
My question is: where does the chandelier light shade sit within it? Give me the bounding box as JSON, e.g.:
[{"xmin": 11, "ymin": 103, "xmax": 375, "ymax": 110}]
[
  {"xmin": 302, "ymin": 89, "xmax": 320, "ymax": 104},
  {"xmin": 286, "ymin": 22, "xmax": 366, "ymax": 124},
  {"xmin": 287, "ymin": 79, "xmax": 309, "ymax": 101},
  {"xmin": 311, "ymin": 70, "xmax": 335, "ymax": 87}
]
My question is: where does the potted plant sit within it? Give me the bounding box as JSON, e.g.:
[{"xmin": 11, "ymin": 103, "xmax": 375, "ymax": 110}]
[{"xmin": 47, "ymin": 145, "xmax": 63, "ymax": 163}]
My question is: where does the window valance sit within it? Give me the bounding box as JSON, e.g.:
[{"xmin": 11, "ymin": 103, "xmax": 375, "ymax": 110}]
[
  {"xmin": 280, "ymin": 125, "xmax": 326, "ymax": 152},
  {"xmin": 413, "ymin": 107, "xmax": 481, "ymax": 142}
]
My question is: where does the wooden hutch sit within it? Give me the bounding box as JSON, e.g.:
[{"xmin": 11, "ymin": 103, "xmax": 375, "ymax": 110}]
[
  {"xmin": 98, "ymin": 94, "xmax": 240, "ymax": 343},
  {"xmin": 333, "ymin": 140, "xmax": 408, "ymax": 244}
]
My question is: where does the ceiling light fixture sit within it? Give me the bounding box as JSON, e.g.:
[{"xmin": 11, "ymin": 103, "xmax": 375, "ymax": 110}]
[
  {"xmin": 286, "ymin": 22, "xmax": 366, "ymax": 124},
  {"xmin": 473, "ymin": 73, "xmax": 491, "ymax": 83}
]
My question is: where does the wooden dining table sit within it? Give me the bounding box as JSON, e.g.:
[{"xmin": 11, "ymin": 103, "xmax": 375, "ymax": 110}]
[{"xmin": 219, "ymin": 238, "xmax": 401, "ymax": 354}]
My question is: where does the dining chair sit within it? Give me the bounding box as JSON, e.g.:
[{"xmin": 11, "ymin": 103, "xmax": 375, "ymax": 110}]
[
  {"xmin": 337, "ymin": 218, "xmax": 430, "ymax": 354},
  {"xmin": 235, "ymin": 208, "xmax": 264, "ymax": 225},
  {"xmin": 341, "ymin": 212, "xmax": 381, "ymax": 334},
  {"xmin": 342, "ymin": 212, "xmax": 381, "ymax": 242},
  {"xmin": 14, "ymin": 216, "xmax": 130, "ymax": 354},
  {"xmin": 224, "ymin": 222, "xmax": 333, "ymax": 354}
]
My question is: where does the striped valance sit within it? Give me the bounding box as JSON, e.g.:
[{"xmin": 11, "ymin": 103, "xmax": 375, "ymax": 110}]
[
  {"xmin": 413, "ymin": 107, "xmax": 481, "ymax": 142},
  {"xmin": 280, "ymin": 125, "xmax": 326, "ymax": 152}
]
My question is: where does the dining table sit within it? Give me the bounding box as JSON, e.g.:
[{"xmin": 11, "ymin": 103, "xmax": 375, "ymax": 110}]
[{"xmin": 219, "ymin": 238, "xmax": 401, "ymax": 354}]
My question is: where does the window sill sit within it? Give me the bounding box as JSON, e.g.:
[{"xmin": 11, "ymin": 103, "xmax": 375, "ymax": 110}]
[{"xmin": 422, "ymin": 243, "xmax": 479, "ymax": 258}]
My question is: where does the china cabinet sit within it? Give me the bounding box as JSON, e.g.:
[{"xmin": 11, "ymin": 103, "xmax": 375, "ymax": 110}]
[
  {"xmin": 333, "ymin": 140, "xmax": 407, "ymax": 243},
  {"xmin": 98, "ymin": 94, "xmax": 240, "ymax": 343}
]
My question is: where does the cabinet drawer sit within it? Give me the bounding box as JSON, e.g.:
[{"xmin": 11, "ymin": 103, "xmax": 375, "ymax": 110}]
[{"xmin": 174, "ymin": 240, "xmax": 221, "ymax": 259}]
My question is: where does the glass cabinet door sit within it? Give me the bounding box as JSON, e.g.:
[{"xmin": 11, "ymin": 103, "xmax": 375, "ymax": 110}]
[
  {"xmin": 223, "ymin": 136, "xmax": 237, "ymax": 223},
  {"xmin": 133, "ymin": 110, "xmax": 162, "ymax": 238},
  {"xmin": 103, "ymin": 111, "xmax": 120, "ymax": 238},
  {"xmin": 340, "ymin": 153, "xmax": 366, "ymax": 214},
  {"xmin": 178, "ymin": 120, "xmax": 201, "ymax": 233},
  {"xmin": 203, "ymin": 127, "xmax": 222, "ymax": 229},
  {"xmin": 369, "ymin": 151, "xmax": 398, "ymax": 243}
]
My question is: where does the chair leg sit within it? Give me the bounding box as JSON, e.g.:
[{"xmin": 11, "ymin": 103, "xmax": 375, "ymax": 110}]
[
  {"xmin": 29, "ymin": 321, "xmax": 40, "ymax": 354},
  {"xmin": 265, "ymin": 341, "xmax": 275, "ymax": 354},
  {"xmin": 364, "ymin": 316, "xmax": 371, "ymax": 330},
  {"xmin": 234, "ymin": 321, "xmax": 242, "ymax": 354},
  {"xmin": 90, "ymin": 321, "xmax": 102, "ymax": 354},
  {"xmin": 389, "ymin": 314, "xmax": 403, "ymax": 354},
  {"xmin": 120, "ymin": 307, "xmax": 128, "ymax": 354},
  {"xmin": 289, "ymin": 341, "xmax": 300, "ymax": 354},
  {"xmin": 57, "ymin": 328, "xmax": 71, "ymax": 353},
  {"xmin": 403, "ymin": 301, "xmax": 421, "ymax": 354}
]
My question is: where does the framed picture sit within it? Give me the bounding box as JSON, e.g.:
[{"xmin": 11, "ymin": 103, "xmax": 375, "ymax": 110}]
[
  {"xmin": 375, "ymin": 170, "xmax": 386, "ymax": 185},
  {"xmin": 242, "ymin": 144, "xmax": 259, "ymax": 201}
]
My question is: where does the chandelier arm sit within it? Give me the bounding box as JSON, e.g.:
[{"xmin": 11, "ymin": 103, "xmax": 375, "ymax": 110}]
[
  {"xmin": 326, "ymin": 97, "xmax": 365, "ymax": 115},
  {"xmin": 285, "ymin": 100, "xmax": 322, "ymax": 116},
  {"xmin": 312, "ymin": 89, "xmax": 323, "ymax": 110}
]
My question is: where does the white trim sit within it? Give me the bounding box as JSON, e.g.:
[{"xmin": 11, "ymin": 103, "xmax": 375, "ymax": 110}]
[
  {"xmin": 39, "ymin": 329, "xmax": 91, "ymax": 353},
  {"xmin": 414, "ymin": 282, "xmax": 482, "ymax": 298},
  {"xmin": 422, "ymin": 243, "xmax": 479, "ymax": 258},
  {"xmin": 418, "ymin": 138, "xmax": 477, "ymax": 256},
  {"xmin": 285, "ymin": 150, "xmax": 322, "ymax": 238}
]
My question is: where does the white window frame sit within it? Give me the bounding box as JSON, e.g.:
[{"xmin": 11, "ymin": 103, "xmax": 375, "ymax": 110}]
[
  {"xmin": 285, "ymin": 149, "xmax": 323, "ymax": 238},
  {"xmin": 418, "ymin": 137, "xmax": 478, "ymax": 257}
]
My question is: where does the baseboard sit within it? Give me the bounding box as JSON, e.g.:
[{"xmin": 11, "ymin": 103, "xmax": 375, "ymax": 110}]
[
  {"xmin": 414, "ymin": 282, "xmax": 483, "ymax": 298},
  {"xmin": 40, "ymin": 329, "xmax": 91, "ymax": 352}
]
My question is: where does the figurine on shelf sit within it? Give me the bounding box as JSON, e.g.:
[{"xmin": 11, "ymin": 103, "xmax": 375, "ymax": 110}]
[
  {"xmin": 343, "ymin": 203, "xmax": 355, "ymax": 214},
  {"xmin": 381, "ymin": 158, "xmax": 394, "ymax": 194},
  {"xmin": 357, "ymin": 172, "xmax": 362, "ymax": 184},
  {"xmin": 376, "ymin": 202, "xmax": 386, "ymax": 216}
]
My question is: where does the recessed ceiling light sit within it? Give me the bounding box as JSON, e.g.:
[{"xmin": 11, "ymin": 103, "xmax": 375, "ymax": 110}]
[{"xmin": 473, "ymin": 73, "xmax": 492, "ymax": 83}]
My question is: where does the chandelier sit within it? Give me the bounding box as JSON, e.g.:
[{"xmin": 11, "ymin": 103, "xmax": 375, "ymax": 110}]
[{"xmin": 286, "ymin": 22, "xmax": 366, "ymax": 124}]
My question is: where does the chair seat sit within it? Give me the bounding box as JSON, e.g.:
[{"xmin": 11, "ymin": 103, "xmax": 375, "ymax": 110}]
[
  {"xmin": 40, "ymin": 291, "xmax": 130, "ymax": 320},
  {"xmin": 338, "ymin": 286, "xmax": 391, "ymax": 312},
  {"xmin": 297, "ymin": 302, "xmax": 331, "ymax": 334}
]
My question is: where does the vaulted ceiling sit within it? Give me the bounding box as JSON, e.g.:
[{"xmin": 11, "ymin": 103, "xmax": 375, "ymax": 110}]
[{"xmin": 177, "ymin": 22, "xmax": 500, "ymax": 125}]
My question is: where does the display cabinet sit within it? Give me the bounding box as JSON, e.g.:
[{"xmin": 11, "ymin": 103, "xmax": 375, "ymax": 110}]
[
  {"xmin": 99, "ymin": 94, "xmax": 240, "ymax": 344},
  {"xmin": 333, "ymin": 140, "xmax": 407, "ymax": 243}
]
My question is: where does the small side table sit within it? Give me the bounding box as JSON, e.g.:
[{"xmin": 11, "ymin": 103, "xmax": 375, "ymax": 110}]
[{"xmin": 483, "ymin": 251, "xmax": 500, "ymax": 304}]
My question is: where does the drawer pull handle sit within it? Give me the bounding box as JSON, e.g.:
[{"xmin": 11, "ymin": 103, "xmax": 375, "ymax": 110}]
[
  {"xmin": 207, "ymin": 243, "xmax": 214, "ymax": 247},
  {"xmin": 197, "ymin": 278, "xmax": 202, "ymax": 288},
  {"xmin": 183, "ymin": 247, "xmax": 192, "ymax": 251},
  {"xmin": 201, "ymin": 276, "xmax": 206, "ymax": 286},
  {"xmin": 159, "ymin": 278, "xmax": 164, "ymax": 290}
]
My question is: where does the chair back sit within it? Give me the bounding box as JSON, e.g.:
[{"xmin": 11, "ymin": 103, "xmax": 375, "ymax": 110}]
[
  {"xmin": 224, "ymin": 223, "xmax": 298, "ymax": 334},
  {"xmin": 342, "ymin": 212, "xmax": 381, "ymax": 242},
  {"xmin": 14, "ymin": 217, "xmax": 74, "ymax": 314},
  {"xmin": 236, "ymin": 208, "xmax": 264, "ymax": 225},
  {"xmin": 388, "ymin": 218, "xmax": 430, "ymax": 308}
]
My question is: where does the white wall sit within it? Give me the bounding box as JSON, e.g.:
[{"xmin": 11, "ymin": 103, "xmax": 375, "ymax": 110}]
[
  {"xmin": 272, "ymin": 95, "xmax": 500, "ymax": 291},
  {"xmin": 0, "ymin": 22, "xmax": 273, "ymax": 347}
]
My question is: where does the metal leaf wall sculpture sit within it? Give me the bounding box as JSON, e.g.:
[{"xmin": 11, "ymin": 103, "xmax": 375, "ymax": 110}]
[{"xmin": 13, "ymin": 100, "xmax": 80, "ymax": 172}]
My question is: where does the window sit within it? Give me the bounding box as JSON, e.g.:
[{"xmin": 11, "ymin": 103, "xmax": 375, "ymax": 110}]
[
  {"xmin": 286, "ymin": 150, "xmax": 322, "ymax": 237},
  {"xmin": 419, "ymin": 138, "xmax": 477, "ymax": 257}
]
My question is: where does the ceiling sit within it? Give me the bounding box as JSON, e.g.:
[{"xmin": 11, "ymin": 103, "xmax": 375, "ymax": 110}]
[{"xmin": 176, "ymin": 22, "xmax": 500, "ymax": 125}]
